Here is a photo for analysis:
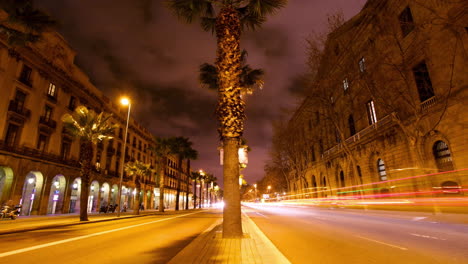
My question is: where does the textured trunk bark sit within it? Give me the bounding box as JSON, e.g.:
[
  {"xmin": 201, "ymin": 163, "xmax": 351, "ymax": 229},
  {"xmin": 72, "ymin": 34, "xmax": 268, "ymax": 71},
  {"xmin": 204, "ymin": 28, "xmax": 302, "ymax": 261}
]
[
  {"xmin": 222, "ymin": 137, "xmax": 242, "ymax": 238},
  {"xmin": 158, "ymin": 157, "xmax": 165, "ymax": 212},
  {"xmin": 215, "ymin": 7, "xmax": 243, "ymax": 239},
  {"xmin": 175, "ymin": 156, "xmax": 182, "ymax": 211},
  {"xmin": 79, "ymin": 141, "xmax": 93, "ymax": 221},
  {"xmin": 134, "ymin": 177, "xmax": 141, "ymax": 215},
  {"xmin": 185, "ymin": 160, "xmax": 191, "ymax": 210},
  {"xmin": 193, "ymin": 179, "xmax": 197, "ymax": 209}
]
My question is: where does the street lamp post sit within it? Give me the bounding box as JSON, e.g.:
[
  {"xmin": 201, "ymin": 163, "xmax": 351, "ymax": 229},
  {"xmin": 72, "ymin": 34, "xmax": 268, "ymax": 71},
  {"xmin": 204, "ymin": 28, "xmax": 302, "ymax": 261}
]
[{"xmin": 117, "ymin": 97, "xmax": 131, "ymax": 217}]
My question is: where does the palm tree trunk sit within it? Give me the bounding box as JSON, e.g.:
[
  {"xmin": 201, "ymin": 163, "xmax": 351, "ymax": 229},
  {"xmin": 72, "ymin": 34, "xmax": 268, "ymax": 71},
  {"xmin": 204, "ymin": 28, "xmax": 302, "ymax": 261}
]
[
  {"xmin": 134, "ymin": 177, "xmax": 141, "ymax": 215},
  {"xmin": 193, "ymin": 179, "xmax": 197, "ymax": 209},
  {"xmin": 158, "ymin": 157, "xmax": 165, "ymax": 212},
  {"xmin": 175, "ymin": 156, "xmax": 182, "ymax": 211},
  {"xmin": 216, "ymin": 7, "xmax": 243, "ymax": 238},
  {"xmin": 185, "ymin": 160, "xmax": 191, "ymax": 210},
  {"xmin": 199, "ymin": 180, "xmax": 202, "ymax": 209},
  {"xmin": 222, "ymin": 137, "xmax": 242, "ymax": 238},
  {"xmin": 79, "ymin": 141, "xmax": 93, "ymax": 221}
]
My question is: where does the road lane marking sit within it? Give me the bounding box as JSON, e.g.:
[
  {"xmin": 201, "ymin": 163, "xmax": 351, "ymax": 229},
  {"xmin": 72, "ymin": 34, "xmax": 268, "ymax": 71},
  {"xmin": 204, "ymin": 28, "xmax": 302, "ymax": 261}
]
[
  {"xmin": 412, "ymin": 217, "xmax": 427, "ymax": 221},
  {"xmin": 355, "ymin": 235, "xmax": 408, "ymax": 250},
  {"xmin": 410, "ymin": 233, "xmax": 446, "ymax": 240},
  {"xmin": 256, "ymin": 212, "xmax": 269, "ymax": 218},
  {"xmin": 0, "ymin": 212, "xmax": 202, "ymax": 258}
]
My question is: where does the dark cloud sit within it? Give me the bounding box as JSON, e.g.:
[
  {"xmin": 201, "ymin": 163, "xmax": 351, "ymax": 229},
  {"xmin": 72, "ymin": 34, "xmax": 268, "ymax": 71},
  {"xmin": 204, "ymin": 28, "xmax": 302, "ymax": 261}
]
[{"xmin": 38, "ymin": 0, "xmax": 368, "ymax": 187}]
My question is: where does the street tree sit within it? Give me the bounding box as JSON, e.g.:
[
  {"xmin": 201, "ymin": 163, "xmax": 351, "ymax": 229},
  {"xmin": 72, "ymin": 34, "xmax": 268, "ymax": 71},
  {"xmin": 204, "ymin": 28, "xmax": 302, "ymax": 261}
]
[
  {"xmin": 167, "ymin": 0, "xmax": 287, "ymax": 238},
  {"xmin": 124, "ymin": 161, "xmax": 154, "ymax": 215},
  {"xmin": 62, "ymin": 106, "xmax": 117, "ymax": 221},
  {"xmin": 0, "ymin": 0, "xmax": 56, "ymax": 45},
  {"xmin": 170, "ymin": 137, "xmax": 198, "ymax": 211}
]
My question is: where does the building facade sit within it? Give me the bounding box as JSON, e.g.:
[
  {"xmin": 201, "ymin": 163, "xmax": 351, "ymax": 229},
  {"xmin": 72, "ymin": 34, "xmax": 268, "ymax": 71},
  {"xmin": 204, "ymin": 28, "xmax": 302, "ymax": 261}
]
[
  {"xmin": 286, "ymin": 0, "xmax": 467, "ymax": 198},
  {"xmin": 0, "ymin": 25, "xmax": 192, "ymax": 215}
]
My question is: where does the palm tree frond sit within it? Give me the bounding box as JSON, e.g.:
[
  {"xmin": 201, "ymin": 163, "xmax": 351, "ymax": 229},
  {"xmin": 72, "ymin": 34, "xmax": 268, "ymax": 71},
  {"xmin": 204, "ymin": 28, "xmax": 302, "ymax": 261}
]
[
  {"xmin": 247, "ymin": 0, "xmax": 288, "ymax": 18},
  {"xmin": 200, "ymin": 17, "xmax": 216, "ymax": 33},
  {"xmin": 199, "ymin": 63, "xmax": 218, "ymax": 90},
  {"xmin": 166, "ymin": 0, "xmax": 214, "ymax": 24}
]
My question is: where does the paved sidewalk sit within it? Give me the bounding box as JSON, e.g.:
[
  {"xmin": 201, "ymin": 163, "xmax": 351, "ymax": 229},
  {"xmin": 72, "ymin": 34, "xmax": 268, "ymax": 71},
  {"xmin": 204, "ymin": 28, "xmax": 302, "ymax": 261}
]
[{"xmin": 168, "ymin": 210, "xmax": 290, "ymax": 264}]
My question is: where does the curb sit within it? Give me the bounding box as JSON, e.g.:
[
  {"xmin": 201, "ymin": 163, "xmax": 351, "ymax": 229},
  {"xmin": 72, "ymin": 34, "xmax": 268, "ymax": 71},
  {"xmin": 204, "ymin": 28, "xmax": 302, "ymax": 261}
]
[{"xmin": 0, "ymin": 210, "xmax": 190, "ymax": 235}]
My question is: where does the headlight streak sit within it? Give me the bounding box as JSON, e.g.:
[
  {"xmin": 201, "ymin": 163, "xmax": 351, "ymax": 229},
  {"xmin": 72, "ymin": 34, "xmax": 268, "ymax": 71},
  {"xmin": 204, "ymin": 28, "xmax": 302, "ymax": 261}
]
[{"xmin": 257, "ymin": 168, "xmax": 468, "ymax": 209}]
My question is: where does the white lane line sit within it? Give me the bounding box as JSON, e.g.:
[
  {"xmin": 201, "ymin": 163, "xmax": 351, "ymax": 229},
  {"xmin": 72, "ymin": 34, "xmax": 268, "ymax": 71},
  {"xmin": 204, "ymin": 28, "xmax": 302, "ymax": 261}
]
[
  {"xmin": 410, "ymin": 233, "xmax": 446, "ymax": 240},
  {"xmin": 411, "ymin": 217, "xmax": 427, "ymax": 221},
  {"xmin": 256, "ymin": 212, "xmax": 269, "ymax": 218},
  {"xmin": 355, "ymin": 235, "xmax": 408, "ymax": 251},
  {"xmin": 0, "ymin": 212, "xmax": 201, "ymax": 258}
]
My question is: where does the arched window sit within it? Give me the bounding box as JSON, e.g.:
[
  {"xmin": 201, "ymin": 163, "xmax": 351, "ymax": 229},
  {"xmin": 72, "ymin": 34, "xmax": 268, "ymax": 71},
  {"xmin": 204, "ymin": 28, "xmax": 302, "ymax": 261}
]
[
  {"xmin": 433, "ymin": 141, "xmax": 454, "ymax": 172},
  {"xmin": 339, "ymin": 171, "xmax": 345, "ymax": 187},
  {"xmin": 377, "ymin": 159, "xmax": 387, "ymax": 181}
]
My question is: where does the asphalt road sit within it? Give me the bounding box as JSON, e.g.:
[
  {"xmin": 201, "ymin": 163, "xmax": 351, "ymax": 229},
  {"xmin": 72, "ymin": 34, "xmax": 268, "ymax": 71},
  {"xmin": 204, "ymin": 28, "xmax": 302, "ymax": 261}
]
[
  {"xmin": 0, "ymin": 210, "xmax": 221, "ymax": 264},
  {"xmin": 244, "ymin": 204, "xmax": 468, "ymax": 264}
]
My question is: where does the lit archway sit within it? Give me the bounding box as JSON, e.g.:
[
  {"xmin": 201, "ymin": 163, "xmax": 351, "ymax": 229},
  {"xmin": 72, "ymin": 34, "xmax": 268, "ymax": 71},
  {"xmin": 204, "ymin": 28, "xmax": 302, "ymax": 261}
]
[
  {"xmin": 47, "ymin": 175, "xmax": 66, "ymax": 214},
  {"xmin": 21, "ymin": 171, "xmax": 44, "ymax": 216},
  {"xmin": 100, "ymin": 183, "xmax": 110, "ymax": 207},
  {"xmin": 69, "ymin": 178, "xmax": 81, "ymax": 213},
  {"xmin": 88, "ymin": 181, "xmax": 100, "ymax": 213},
  {"xmin": 0, "ymin": 166, "xmax": 14, "ymax": 204}
]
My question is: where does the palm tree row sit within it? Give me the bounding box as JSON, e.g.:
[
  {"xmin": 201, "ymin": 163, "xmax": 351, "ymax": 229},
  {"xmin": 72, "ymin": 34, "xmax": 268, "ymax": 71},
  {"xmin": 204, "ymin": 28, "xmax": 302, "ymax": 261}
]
[{"xmin": 62, "ymin": 106, "xmax": 199, "ymax": 220}]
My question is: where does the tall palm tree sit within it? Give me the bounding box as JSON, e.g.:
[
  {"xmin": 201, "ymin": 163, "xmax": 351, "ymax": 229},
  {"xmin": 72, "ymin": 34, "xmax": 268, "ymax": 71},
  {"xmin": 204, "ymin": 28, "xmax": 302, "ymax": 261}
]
[
  {"xmin": 205, "ymin": 174, "xmax": 217, "ymax": 206},
  {"xmin": 199, "ymin": 50, "xmax": 265, "ymax": 96},
  {"xmin": 62, "ymin": 106, "xmax": 117, "ymax": 221},
  {"xmin": 198, "ymin": 171, "xmax": 206, "ymax": 209},
  {"xmin": 190, "ymin": 171, "xmax": 201, "ymax": 209},
  {"xmin": 167, "ymin": 0, "xmax": 287, "ymax": 238},
  {"xmin": 170, "ymin": 137, "xmax": 198, "ymax": 211},
  {"xmin": 124, "ymin": 161, "xmax": 154, "ymax": 215},
  {"xmin": 0, "ymin": 0, "xmax": 56, "ymax": 45},
  {"xmin": 151, "ymin": 137, "xmax": 172, "ymax": 212}
]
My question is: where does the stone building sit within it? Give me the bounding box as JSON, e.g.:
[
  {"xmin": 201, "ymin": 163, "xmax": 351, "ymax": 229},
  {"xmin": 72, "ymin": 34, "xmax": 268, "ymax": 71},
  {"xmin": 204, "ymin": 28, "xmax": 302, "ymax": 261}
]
[
  {"xmin": 286, "ymin": 0, "xmax": 467, "ymax": 199},
  {"xmin": 0, "ymin": 25, "xmax": 192, "ymax": 215}
]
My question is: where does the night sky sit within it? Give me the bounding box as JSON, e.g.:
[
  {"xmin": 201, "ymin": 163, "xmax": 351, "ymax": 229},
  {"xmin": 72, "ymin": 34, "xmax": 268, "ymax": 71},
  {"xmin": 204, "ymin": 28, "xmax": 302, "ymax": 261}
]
[{"xmin": 38, "ymin": 0, "xmax": 367, "ymax": 187}]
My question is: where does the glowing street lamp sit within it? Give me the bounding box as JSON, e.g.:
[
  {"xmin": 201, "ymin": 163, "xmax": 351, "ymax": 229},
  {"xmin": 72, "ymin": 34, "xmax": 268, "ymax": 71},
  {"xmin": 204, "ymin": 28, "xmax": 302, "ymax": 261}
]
[{"xmin": 117, "ymin": 96, "xmax": 131, "ymax": 217}]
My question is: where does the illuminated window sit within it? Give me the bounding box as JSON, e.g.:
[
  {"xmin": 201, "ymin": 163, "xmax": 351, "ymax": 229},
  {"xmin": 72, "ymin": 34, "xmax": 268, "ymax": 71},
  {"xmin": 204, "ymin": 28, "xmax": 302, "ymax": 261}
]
[
  {"xmin": 433, "ymin": 141, "xmax": 454, "ymax": 172},
  {"xmin": 377, "ymin": 159, "xmax": 387, "ymax": 181},
  {"xmin": 358, "ymin": 57, "xmax": 366, "ymax": 72},
  {"xmin": 343, "ymin": 78, "xmax": 349, "ymax": 91},
  {"xmin": 366, "ymin": 100, "xmax": 378, "ymax": 125},
  {"xmin": 47, "ymin": 83, "xmax": 56, "ymax": 97}
]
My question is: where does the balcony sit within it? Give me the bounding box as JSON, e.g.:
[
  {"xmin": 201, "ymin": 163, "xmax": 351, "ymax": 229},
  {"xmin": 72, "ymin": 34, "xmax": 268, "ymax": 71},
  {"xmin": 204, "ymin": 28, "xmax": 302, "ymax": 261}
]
[
  {"xmin": 322, "ymin": 114, "xmax": 394, "ymax": 159},
  {"xmin": 46, "ymin": 94, "xmax": 57, "ymax": 103},
  {"xmin": 0, "ymin": 140, "xmax": 80, "ymax": 168},
  {"xmin": 421, "ymin": 96, "xmax": 437, "ymax": 111},
  {"xmin": 18, "ymin": 76, "xmax": 32, "ymax": 87},
  {"xmin": 8, "ymin": 100, "xmax": 31, "ymax": 123},
  {"xmin": 39, "ymin": 116, "xmax": 57, "ymax": 129}
]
